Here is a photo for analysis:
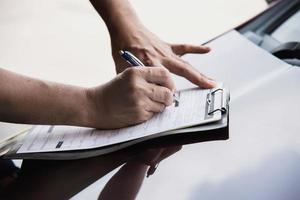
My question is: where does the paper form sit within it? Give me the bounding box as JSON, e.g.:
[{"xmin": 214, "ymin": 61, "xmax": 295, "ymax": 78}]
[{"xmin": 17, "ymin": 87, "xmax": 222, "ymax": 153}]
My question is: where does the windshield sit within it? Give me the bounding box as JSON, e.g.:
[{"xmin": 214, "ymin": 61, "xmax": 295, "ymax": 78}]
[{"xmin": 271, "ymin": 10, "xmax": 300, "ymax": 43}]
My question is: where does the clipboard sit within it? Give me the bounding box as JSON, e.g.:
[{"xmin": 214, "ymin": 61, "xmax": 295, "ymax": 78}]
[{"xmin": 0, "ymin": 86, "xmax": 230, "ymax": 160}]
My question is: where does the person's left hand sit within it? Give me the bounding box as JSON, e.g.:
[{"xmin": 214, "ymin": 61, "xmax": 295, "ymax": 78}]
[{"xmin": 111, "ymin": 27, "xmax": 216, "ymax": 89}]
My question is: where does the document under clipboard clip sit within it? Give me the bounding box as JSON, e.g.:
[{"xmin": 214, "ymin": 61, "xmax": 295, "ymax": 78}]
[{"xmin": 205, "ymin": 88, "xmax": 229, "ymax": 118}]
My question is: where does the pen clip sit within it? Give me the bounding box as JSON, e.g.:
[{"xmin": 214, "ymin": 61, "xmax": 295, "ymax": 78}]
[{"xmin": 126, "ymin": 51, "xmax": 145, "ymax": 66}]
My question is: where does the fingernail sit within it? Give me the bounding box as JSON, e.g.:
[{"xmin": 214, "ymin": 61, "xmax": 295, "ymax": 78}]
[{"xmin": 208, "ymin": 79, "xmax": 217, "ymax": 87}]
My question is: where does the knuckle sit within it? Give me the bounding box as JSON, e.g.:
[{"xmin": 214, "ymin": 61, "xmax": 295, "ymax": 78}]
[
  {"xmin": 162, "ymin": 71, "xmax": 170, "ymax": 80},
  {"xmin": 129, "ymin": 46, "xmax": 151, "ymax": 55},
  {"xmin": 149, "ymin": 86, "xmax": 155, "ymax": 97},
  {"xmin": 178, "ymin": 44, "xmax": 187, "ymax": 51},
  {"xmin": 158, "ymin": 67, "xmax": 169, "ymax": 76},
  {"xmin": 144, "ymin": 58, "xmax": 153, "ymax": 66},
  {"xmin": 124, "ymin": 68, "xmax": 139, "ymax": 80},
  {"xmin": 127, "ymin": 46, "xmax": 154, "ymax": 66},
  {"xmin": 123, "ymin": 70, "xmax": 141, "ymax": 90},
  {"xmin": 155, "ymin": 67, "xmax": 171, "ymax": 81},
  {"xmin": 146, "ymin": 67, "xmax": 154, "ymax": 77},
  {"xmin": 135, "ymin": 110, "xmax": 148, "ymax": 122}
]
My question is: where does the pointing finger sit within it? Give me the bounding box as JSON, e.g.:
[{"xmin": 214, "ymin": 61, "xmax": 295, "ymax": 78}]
[
  {"xmin": 171, "ymin": 44, "xmax": 211, "ymax": 56},
  {"xmin": 162, "ymin": 58, "xmax": 216, "ymax": 88}
]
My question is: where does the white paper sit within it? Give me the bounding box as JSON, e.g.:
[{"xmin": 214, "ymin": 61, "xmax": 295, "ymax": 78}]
[{"xmin": 17, "ymin": 87, "xmax": 221, "ymax": 153}]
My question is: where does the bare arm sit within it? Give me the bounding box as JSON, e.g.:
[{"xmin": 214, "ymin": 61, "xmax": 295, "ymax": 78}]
[
  {"xmin": 0, "ymin": 68, "xmax": 90, "ymax": 126},
  {"xmin": 0, "ymin": 67, "xmax": 174, "ymax": 129}
]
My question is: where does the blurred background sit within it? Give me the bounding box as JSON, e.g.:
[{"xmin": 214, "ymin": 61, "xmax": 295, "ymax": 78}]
[
  {"xmin": 0, "ymin": 0, "xmax": 268, "ymax": 85},
  {"xmin": 0, "ymin": 0, "xmax": 268, "ymax": 139}
]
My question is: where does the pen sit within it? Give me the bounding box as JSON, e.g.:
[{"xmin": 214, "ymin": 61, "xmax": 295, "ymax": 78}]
[
  {"xmin": 119, "ymin": 50, "xmax": 179, "ymax": 103},
  {"xmin": 119, "ymin": 50, "xmax": 145, "ymax": 67}
]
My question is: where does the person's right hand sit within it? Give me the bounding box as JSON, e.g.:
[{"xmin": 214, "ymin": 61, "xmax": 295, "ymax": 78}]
[{"xmin": 86, "ymin": 67, "xmax": 175, "ymax": 129}]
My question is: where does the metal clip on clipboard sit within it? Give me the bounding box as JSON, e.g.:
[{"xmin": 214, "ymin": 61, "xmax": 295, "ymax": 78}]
[{"xmin": 205, "ymin": 88, "xmax": 229, "ymax": 119}]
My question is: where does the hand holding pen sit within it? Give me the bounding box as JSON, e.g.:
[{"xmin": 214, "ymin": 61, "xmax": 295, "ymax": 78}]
[{"xmin": 119, "ymin": 50, "xmax": 180, "ymax": 104}]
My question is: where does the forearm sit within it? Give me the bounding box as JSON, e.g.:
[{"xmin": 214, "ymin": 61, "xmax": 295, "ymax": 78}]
[
  {"xmin": 89, "ymin": 0, "xmax": 145, "ymax": 39},
  {"xmin": 0, "ymin": 68, "xmax": 91, "ymax": 126}
]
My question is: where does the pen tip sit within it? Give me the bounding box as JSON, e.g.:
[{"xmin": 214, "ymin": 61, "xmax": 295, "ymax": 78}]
[{"xmin": 119, "ymin": 50, "xmax": 124, "ymax": 55}]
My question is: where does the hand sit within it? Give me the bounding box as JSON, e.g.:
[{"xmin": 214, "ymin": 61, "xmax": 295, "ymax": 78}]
[
  {"xmin": 86, "ymin": 67, "xmax": 175, "ymax": 129},
  {"xmin": 111, "ymin": 27, "xmax": 216, "ymax": 89}
]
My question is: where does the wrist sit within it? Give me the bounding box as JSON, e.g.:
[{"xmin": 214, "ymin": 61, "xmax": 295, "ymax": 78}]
[
  {"xmin": 81, "ymin": 86, "xmax": 106, "ymax": 128},
  {"xmin": 65, "ymin": 87, "xmax": 94, "ymax": 128}
]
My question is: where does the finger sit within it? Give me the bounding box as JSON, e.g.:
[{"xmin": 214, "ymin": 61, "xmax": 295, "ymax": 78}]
[
  {"xmin": 141, "ymin": 67, "xmax": 176, "ymax": 92},
  {"xmin": 146, "ymin": 83, "xmax": 173, "ymax": 106},
  {"xmin": 162, "ymin": 58, "xmax": 216, "ymax": 88},
  {"xmin": 145, "ymin": 97, "xmax": 166, "ymax": 113},
  {"xmin": 171, "ymin": 44, "xmax": 211, "ymax": 56},
  {"xmin": 156, "ymin": 146, "xmax": 182, "ymax": 162},
  {"xmin": 137, "ymin": 148, "xmax": 164, "ymax": 166}
]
